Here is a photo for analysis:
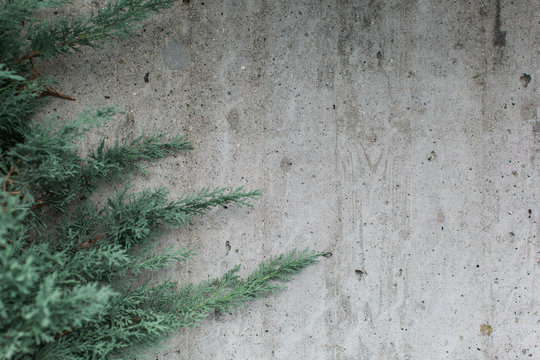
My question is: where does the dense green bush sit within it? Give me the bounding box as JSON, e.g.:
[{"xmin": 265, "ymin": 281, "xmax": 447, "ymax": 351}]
[{"xmin": 0, "ymin": 1, "xmax": 323, "ymax": 358}]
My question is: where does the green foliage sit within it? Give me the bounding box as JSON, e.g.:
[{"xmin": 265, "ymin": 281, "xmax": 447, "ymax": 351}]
[
  {"xmin": 0, "ymin": 0, "xmax": 180, "ymax": 151},
  {"xmin": 0, "ymin": 1, "xmax": 325, "ymax": 359}
]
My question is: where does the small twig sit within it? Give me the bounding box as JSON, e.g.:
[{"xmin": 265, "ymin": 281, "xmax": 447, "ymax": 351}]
[
  {"xmin": 31, "ymin": 61, "xmax": 43, "ymax": 77},
  {"xmin": 2, "ymin": 166, "xmax": 17, "ymax": 192},
  {"xmin": 14, "ymin": 50, "xmax": 40, "ymax": 64},
  {"xmin": 14, "ymin": 59, "xmax": 76, "ymax": 101},
  {"xmin": 55, "ymin": 327, "xmax": 74, "ymax": 339},
  {"xmin": 29, "ymin": 199, "xmax": 46, "ymax": 211},
  {"xmin": 41, "ymin": 86, "xmax": 76, "ymax": 101},
  {"xmin": 80, "ymin": 234, "xmax": 105, "ymax": 248}
]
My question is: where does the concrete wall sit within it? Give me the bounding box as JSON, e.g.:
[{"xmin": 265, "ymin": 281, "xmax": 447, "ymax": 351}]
[{"xmin": 43, "ymin": 0, "xmax": 538, "ymax": 359}]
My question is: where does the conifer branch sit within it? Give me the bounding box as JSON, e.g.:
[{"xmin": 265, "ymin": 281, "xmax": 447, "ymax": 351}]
[
  {"xmin": 14, "ymin": 50, "xmax": 40, "ymax": 65},
  {"xmin": 40, "ymin": 86, "xmax": 76, "ymax": 101},
  {"xmin": 0, "ymin": 1, "xmax": 326, "ymax": 359},
  {"xmin": 176, "ymin": 249, "xmax": 324, "ymax": 327},
  {"xmin": 85, "ymin": 133, "xmax": 193, "ymax": 184},
  {"xmin": 103, "ymin": 186, "xmax": 260, "ymax": 247}
]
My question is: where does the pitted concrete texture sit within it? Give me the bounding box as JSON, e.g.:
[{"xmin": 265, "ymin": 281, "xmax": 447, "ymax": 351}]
[
  {"xmin": 42, "ymin": 0, "xmax": 538, "ymax": 359},
  {"xmin": 164, "ymin": 40, "xmax": 189, "ymax": 70}
]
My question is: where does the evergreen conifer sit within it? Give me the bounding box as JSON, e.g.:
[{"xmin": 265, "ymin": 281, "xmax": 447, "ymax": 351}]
[{"xmin": 0, "ymin": 1, "xmax": 324, "ymax": 358}]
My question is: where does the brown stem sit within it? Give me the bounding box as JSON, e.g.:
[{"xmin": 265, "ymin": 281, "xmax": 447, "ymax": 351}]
[
  {"xmin": 14, "ymin": 50, "xmax": 41, "ymax": 65},
  {"xmin": 29, "ymin": 199, "xmax": 47, "ymax": 211},
  {"xmin": 79, "ymin": 234, "xmax": 105, "ymax": 248},
  {"xmin": 31, "ymin": 61, "xmax": 43, "ymax": 77},
  {"xmin": 13, "ymin": 61, "xmax": 76, "ymax": 101},
  {"xmin": 37, "ymin": 60, "xmax": 74, "ymax": 100},
  {"xmin": 40, "ymin": 86, "xmax": 76, "ymax": 101},
  {"xmin": 2, "ymin": 166, "xmax": 17, "ymax": 192},
  {"xmin": 55, "ymin": 327, "xmax": 74, "ymax": 339}
]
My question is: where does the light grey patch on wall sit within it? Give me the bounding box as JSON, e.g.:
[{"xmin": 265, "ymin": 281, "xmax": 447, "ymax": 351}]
[
  {"xmin": 520, "ymin": 101, "xmax": 537, "ymax": 121},
  {"xmin": 164, "ymin": 40, "xmax": 188, "ymax": 70}
]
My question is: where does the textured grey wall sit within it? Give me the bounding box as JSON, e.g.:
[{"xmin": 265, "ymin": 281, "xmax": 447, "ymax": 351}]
[{"xmin": 42, "ymin": 0, "xmax": 538, "ymax": 359}]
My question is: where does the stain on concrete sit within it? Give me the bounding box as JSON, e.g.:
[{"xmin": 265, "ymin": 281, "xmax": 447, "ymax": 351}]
[
  {"xmin": 376, "ymin": 50, "xmax": 383, "ymax": 68},
  {"xmin": 520, "ymin": 73, "xmax": 531, "ymax": 88},
  {"xmin": 164, "ymin": 40, "xmax": 188, "ymax": 70},
  {"xmin": 279, "ymin": 157, "xmax": 293, "ymax": 172},
  {"xmin": 520, "ymin": 101, "xmax": 537, "ymax": 121},
  {"xmin": 436, "ymin": 210, "xmax": 445, "ymax": 223},
  {"xmin": 337, "ymin": 0, "xmax": 382, "ymax": 63},
  {"xmin": 354, "ymin": 269, "xmax": 366, "ymax": 281},
  {"xmin": 480, "ymin": 323, "xmax": 493, "ymax": 336},
  {"xmin": 493, "ymin": 0, "xmax": 506, "ymax": 47},
  {"xmin": 226, "ymin": 108, "xmax": 241, "ymax": 132},
  {"xmin": 472, "ymin": 73, "xmax": 485, "ymax": 87},
  {"xmin": 122, "ymin": 111, "xmax": 136, "ymax": 142}
]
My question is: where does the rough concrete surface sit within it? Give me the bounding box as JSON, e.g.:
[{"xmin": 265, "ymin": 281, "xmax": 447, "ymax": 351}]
[{"xmin": 42, "ymin": 0, "xmax": 538, "ymax": 359}]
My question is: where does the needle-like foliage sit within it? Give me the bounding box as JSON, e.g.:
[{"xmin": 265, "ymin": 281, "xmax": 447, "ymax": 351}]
[{"xmin": 0, "ymin": 1, "xmax": 325, "ymax": 359}]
